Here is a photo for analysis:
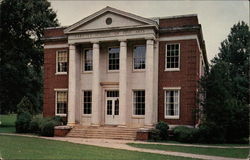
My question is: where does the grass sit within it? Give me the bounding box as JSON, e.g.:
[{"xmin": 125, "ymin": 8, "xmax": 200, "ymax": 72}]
[
  {"xmin": 127, "ymin": 143, "xmax": 249, "ymax": 159},
  {"xmin": 0, "ymin": 114, "xmax": 16, "ymax": 133},
  {"xmin": 0, "ymin": 135, "xmax": 198, "ymax": 160}
]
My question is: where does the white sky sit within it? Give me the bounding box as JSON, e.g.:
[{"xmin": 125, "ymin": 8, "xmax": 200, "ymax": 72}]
[{"xmin": 49, "ymin": 1, "xmax": 249, "ymax": 61}]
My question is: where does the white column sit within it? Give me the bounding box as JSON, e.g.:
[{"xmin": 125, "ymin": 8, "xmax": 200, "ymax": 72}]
[
  {"xmin": 119, "ymin": 40, "xmax": 127, "ymax": 127},
  {"xmin": 67, "ymin": 44, "xmax": 76, "ymax": 126},
  {"xmin": 91, "ymin": 42, "xmax": 100, "ymax": 126},
  {"xmin": 145, "ymin": 39, "xmax": 154, "ymax": 126}
]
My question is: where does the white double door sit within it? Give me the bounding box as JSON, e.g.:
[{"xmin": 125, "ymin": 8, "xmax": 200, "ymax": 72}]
[{"xmin": 105, "ymin": 91, "xmax": 120, "ymax": 125}]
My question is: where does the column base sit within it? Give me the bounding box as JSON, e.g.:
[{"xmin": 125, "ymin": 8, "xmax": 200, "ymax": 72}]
[
  {"xmin": 91, "ymin": 124, "xmax": 100, "ymax": 127},
  {"xmin": 144, "ymin": 124, "xmax": 154, "ymax": 129},
  {"xmin": 118, "ymin": 124, "xmax": 126, "ymax": 128},
  {"xmin": 67, "ymin": 122, "xmax": 76, "ymax": 126}
]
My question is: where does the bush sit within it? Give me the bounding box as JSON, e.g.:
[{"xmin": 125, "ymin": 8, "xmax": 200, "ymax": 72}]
[
  {"xmin": 15, "ymin": 112, "xmax": 32, "ymax": 133},
  {"xmin": 172, "ymin": 126, "xmax": 198, "ymax": 143},
  {"xmin": 150, "ymin": 129, "xmax": 161, "ymax": 141},
  {"xmin": 40, "ymin": 119, "xmax": 58, "ymax": 137},
  {"xmin": 29, "ymin": 117, "xmax": 43, "ymax": 133},
  {"xmin": 156, "ymin": 121, "xmax": 169, "ymax": 140}
]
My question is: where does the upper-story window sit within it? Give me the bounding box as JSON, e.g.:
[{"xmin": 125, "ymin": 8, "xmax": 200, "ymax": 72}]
[
  {"xmin": 108, "ymin": 47, "xmax": 120, "ymax": 71},
  {"xmin": 165, "ymin": 44, "xmax": 180, "ymax": 71},
  {"xmin": 83, "ymin": 49, "xmax": 93, "ymax": 71},
  {"xmin": 56, "ymin": 50, "xmax": 68, "ymax": 74},
  {"xmin": 133, "ymin": 45, "xmax": 146, "ymax": 70}
]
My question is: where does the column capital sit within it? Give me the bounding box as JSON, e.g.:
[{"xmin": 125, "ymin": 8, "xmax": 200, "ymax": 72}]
[
  {"xmin": 69, "ymin": 44, "xmax": 76, "ymax": 50},
  {"xmin": 91, "ymin": 40, "xmax": 99, "ymax": 44},
  {"xmin": 120, "ymin": 41, "xmax": 127, "ymax": 47},
  {"xmin": 118, "ymin": 38, "xmax": 127, "ymax": 42},
  {"xmin": 146, "ymin": 39, "xmax": 154, "ymax": 45}
]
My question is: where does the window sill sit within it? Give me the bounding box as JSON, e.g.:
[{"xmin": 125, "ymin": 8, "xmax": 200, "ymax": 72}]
[
  {"xmin": 55, "ymin": 114, "xmax": 67, "ymax": 117},
  {"xmin": 107, "ymin": 70, "xmax": 119, "ymax": 73},
  {"xmin": 55, "ymin": 72, "xmax": 67, "ymax": 75},
  {"xmin": 165, "ymin": 116, "xmax": 180, "ymax": 119},
  {"xmin": 164, "ymin": 68, "xmax": 180, "ymax": 72},
  {"xmin": 82, "ymin": 114, "xmax": 92, "ymax": 117},
  {"xmin": 82, "ymin": 71, "xmax": 93, "ymax": 74},
  {"xmin": 132, "ymin": 69, "xmax": 145, "ymax": 73},
  {"xmin": 132, "ymin": 115, "xmax": 145, "ymax": 119}
]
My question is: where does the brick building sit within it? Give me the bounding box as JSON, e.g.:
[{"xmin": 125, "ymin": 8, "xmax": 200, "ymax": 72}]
[{"xmin": 43, "ymin": 6, "xmax": 208, "ymax": 130}]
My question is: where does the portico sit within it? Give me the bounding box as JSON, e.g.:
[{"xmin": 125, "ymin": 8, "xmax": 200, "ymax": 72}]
[{"xmin": 64, "ymin": 7, "xmax": 158, "ymax": 127}]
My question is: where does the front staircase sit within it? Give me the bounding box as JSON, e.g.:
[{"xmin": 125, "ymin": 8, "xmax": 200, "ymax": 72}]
[{"xmin": 66, "ymin": 125, "xmax": 138, "ymax": 140}]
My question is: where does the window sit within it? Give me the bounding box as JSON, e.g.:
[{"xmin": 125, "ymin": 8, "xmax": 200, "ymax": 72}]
[
  {"xmin": 57, "ymin": 50, "xmax": 68, "ymax": 73},
  {"xmin": 133, "ymin": 45, "xmax": 146, "ymax": 70},
  {"xmin": 56, "ymin": 91, "xmax": 67, "ymax": 115},
  {"xmin": 165, "ymin": 44, "xmax": 180, "ymax": 70},
  {"xmin": 83, "ymin": 49, "xmax": 93, "ymax": 71},
  {"xmin": 165, "ymin": 89, "xmax": 180, "ymax": 119},
  {"xmin": 108, "ymin": 47, "xmax": 120, "ymax": 70},
  {"xmin": 133, "ymin": 90, "xmax": 145, "ymax": 115},
  {"xmin": 83, "ymin": 91, "xmax": 92, "ymax": 114}
]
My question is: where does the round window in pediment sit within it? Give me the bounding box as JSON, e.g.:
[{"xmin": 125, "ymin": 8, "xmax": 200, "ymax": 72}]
[{"xmin": 106, "ymin": 17, "xmax": 112, "ymax": 25}]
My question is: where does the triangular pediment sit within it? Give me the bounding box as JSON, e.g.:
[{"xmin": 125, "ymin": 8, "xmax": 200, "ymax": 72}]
[{"xmin": 64, "ymin": 6, "xmax": 158, "ymax": 34}]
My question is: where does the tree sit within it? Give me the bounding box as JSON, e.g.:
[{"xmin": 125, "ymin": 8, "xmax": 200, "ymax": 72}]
[
  {"xmin": 0, "ymin": 0, "xmax": 59, "ymax": 113},
  {"xmin": 200, "ymin": 21, "xmax": 249, "ymax": 143}
]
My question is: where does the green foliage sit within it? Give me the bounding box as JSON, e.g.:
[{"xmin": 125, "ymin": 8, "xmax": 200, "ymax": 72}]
[
  {"xmin": 200, "ymin": 21, "xmax": 249, "ymax": 143},
  {"xmin": 155, "ymin": 121, "xmax": 169, "ymax": 140},
  {"xmin": 40, "ymin": 118, "xmax": 61, "ymax": 137},
  {"xmin": 29, "ymin": 116, "xmax": 43, "ymax": 133},
  {"xmin": 0, "ymin": 0, "xmax": 59, "ymax": 114},
  {"xmin": 17, "ymin": 96, "xmax": 36, "ymax": 115},
  {"xmin": 15, "ymin": 112, "xmax": 32, "ymax": 133},
  {"xmin": 172, "ymin": 126, "xmax": 198, "ymax": 143},
  {"xmin": 149, "ymin": 129, "xmax": 161, "ymax": 141}
]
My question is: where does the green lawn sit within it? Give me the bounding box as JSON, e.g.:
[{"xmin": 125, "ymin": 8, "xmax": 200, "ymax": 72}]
[
  {"xmin": 0, "ymin": 114, "xmax": 16, "ymax": 133},
  {"xmin": 0, "ymin": 135, "xmax": 198, "ymax": 160},
  {"xmin": 127, "ymin": 143, "xmax": 249, "ymax": 159}
]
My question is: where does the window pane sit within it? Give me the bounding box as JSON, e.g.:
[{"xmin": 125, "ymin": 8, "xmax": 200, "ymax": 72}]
[
  {"xmin": 83, "ymin": 91, "xmax": 92, "ymax": 114},
  {"xmin": 133, "ymin": 90, "xmax": 145, "ymax": 115},
  {"xmin": 57, "ymin": 51, "xmax": 68, "ymax": 72},
  {"xmin": 84, "ymin": 49, "xmax": 93, "ymax": 71},
  {"xmin": 165, "ymin": 44, "xmax": 180, "ymax": 69},
  {"xmin": 165, "ymin": 90, "xmax": 180, "ymax": 117},
  {"xmin": 134, "ymin": 45, "xmax": 146, "ymax": 69},
  {"xmin": 56, "ymin": 91, "xmax": 67, "ymax": 114},
  {"xmin": 109, "ymin": 47, "xmax": 120, "ymax": 70}
]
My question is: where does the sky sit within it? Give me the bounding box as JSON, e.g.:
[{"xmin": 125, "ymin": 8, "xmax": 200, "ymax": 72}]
[{"xmin": 49, "ymin": 1, "xmax": 249, "ymax": 61}]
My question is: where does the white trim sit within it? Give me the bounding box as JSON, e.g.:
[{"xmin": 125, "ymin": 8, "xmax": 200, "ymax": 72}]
[
  {"xmin": 54, "ymin": 89, "xmax": 68, "ymax": 117},
  {"xmin": 55, "ymin": 50, "xmax": 68, "ymax": 75},
  {"xmin": 159, "ymin": 35, "xmax": 202, "ymax": 53},
  {"xmin": 133, "ymin": 45, "xmax": 146, "ymax": 72},
  {"xmin": 165, "ymin": 43, "xmax": 180, "ymax": 71},
  {"xmin": 164, "ymin": 87, "xmax": 181, "ymax": 119},
  {"xmin": 132, "ymin": 89, "xmax": 146, "ymax": 117},
  {"xmin": 44, "ymin": 44, "xmax": 68, "ymax": 49}
]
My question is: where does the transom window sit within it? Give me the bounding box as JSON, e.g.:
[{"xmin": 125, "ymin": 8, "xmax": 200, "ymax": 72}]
[
  {"xmin": 133, "ymin": 90, "xmax": 145, "ymax": 115},
  {"xmin": 133, "ymin": 45, "xmax": 146, "ymax": 70},
  {"xmin": 108, "ymin": 47, "xmax": 120, "ymax": 70},
  {"xmin": 165, "ymin": 44, "xmax": 180, "ymax": 70},
  {"xmin": 165, "ymin": 89, "xmax": 180, "ymax": 119},
  {"xmin": 56, "ymin": 91, "xmax": 67, "ymax": 115},
  {"xmin": 107, "ymin": 91, "xmax": 119, "ymax": 97},
  {"xmin": 57, "ymin": 50, "xmax": 68, "ymax": 73},
  {"xmin": 84, "ymin": 49, "xmax": 93, "ymax": 71},
  {"xmin": 83, "ymin": 91, "xmax": 92, "ymax": 114}
]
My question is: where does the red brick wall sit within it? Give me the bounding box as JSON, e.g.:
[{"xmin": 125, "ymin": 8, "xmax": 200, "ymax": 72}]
[
  {"xmin": 159, "ymin": 16, "xmax": 199, "ymax": 28},
  {"xmin": 158, "ymin": 38, "xmax": 200, "ymax": 126},
  {"xmin": 44, "ymin": 27, "xmax": 66, "ymax": 37},
  {"xmin": 43, "ymin": 45, "xmax": 68, "ymax": 117}
]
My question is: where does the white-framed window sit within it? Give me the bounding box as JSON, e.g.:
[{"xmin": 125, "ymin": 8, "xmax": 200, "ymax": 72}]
[
  {"xmin": 133, "ymin": 45, "xmax": 146, "ymax": 70},
  {"xmin": 55, "ymin": 89, "xmax": 68, "ymax": 116},
  {"xmin": 165, "ymin": 44, "xmax": 180, "ymax": 71},
  {"xmin": 83, "ymin": 91, "xmax": 92, "ymax": 114},
  {"xmin": 164, "ymin": 87, "xmax": 180, "ymax": 119},
  {"xmin": 108, "ymin": 47, "xmax": 120, "ymax": 71},
  {"xmin": 83, "ymin": 49, "xmax": 93, "ymax": 72},
  {"xmin": 56, "ymin": 50, "xmax": 68, "ymax": 74},
  {"xmin": 133, "ymin": 90, "xmax": 145, "ymax": 115}
]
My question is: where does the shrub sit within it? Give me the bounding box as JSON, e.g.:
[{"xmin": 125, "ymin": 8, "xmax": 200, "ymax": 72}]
[
  {"xmin": 150, "ymin": 129, "xmax": 161, "ymax": 141},
  {"xmin": 16, "ymin": 96, "xmax": 35, "ymax": 115},
  {"xmin": 15, "ymin": 112, "xmax": 32, "ymax": 133},
  {"xmin": 40, "ymin": 119, "xmax": 58, "ymax": 137},
  {"xmin": 52, "ymin": 116, "xmax": 66, "ymax": 125},
  {"xmin": 172, "ymin": 126, "xmax": 198, "ymax": 143},
  {"xmin": 29, "ymin": 117, "xmax": 43, "ymax": 133},
  {"xmin": 156, "ymin": 121, "xmax": 169, "ymax": 140}
]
